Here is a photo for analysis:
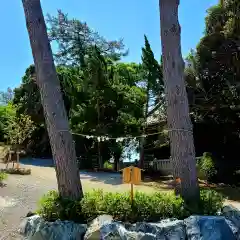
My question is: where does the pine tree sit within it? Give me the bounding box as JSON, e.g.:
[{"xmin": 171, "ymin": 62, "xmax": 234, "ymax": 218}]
[{"xmin": 139, "ymin": 35, "xmax": 164, "ymax": 168}]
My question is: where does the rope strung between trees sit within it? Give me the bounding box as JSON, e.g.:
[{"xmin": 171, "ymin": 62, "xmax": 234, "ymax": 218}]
[{"xmin": 58, "ymin": 128, "xmax": 193, "ymax": 142}]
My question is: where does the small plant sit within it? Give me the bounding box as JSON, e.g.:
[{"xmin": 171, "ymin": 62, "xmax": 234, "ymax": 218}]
[
  {"xmin": 4, "ymin": 114, "xmax": 36, "ymax": 146},
  {"xmin": 36, "ymin": 189, "xmax": 224, "ymax": 223},
  {"xmin": 103, "ymin": 161, "xmax": 113, "ymax": 170},
  {"xmin": 197, "ymin": 152, "xmax": 217, "ymax": 181},
  {"xmin": 0, "ymin": 172, "xmax": 7, "ymax": 183}
]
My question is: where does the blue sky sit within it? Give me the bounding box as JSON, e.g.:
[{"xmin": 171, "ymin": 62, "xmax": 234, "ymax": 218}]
[{"xmin": 0, "ymin": 0, "xmax": 218, "ymax": 91}]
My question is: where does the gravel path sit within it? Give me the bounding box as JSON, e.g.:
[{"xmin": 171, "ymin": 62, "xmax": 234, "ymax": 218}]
[{"xmin": 0, "ymin": 169, "xmax": 56, "ymax": 239}]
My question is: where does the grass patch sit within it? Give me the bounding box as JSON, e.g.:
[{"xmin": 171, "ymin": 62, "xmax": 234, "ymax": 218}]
[
  {"xmin": 37, "ymin": 189, "xmax": 224, "ymax": 223},
  {"xmin": 1, "ymin": 168, "xmax": 31, "ymax": 175}
]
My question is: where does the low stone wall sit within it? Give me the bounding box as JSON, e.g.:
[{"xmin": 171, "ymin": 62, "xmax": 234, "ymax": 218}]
[{"xmin": 19, "ymin": 205, "xmax": 240, "ymax": 239}]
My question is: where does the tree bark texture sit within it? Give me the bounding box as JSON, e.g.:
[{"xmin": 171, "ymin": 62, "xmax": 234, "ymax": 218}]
[
  {"xmin": 22, "ymin": 0, "xmax": 83, "ymax": 200},
  {"xmin": 159, "ymin": 0, "xmax": 199, "ymax": 202}
]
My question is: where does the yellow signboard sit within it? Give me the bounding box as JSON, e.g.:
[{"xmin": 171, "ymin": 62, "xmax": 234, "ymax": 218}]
[
  {"xmin": 121, "ymin": 166, "xmax": 143, "ymax": 203},
  {"xmin": 122, "ymin": 167, "xmax": 132, "ymax": 184},
  {"xmin": 132, "ymin": 167, "xmax": 142, "ymax": 185}
]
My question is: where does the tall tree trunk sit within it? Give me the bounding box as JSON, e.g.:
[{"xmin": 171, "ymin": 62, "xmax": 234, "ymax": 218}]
[
  {"xmin": 159, "ymin": 0, "xmax": 199, "ymax": 203},
  {"xmin": 22, "ymin": 0, "xmax": 83, "ymax": 200}
]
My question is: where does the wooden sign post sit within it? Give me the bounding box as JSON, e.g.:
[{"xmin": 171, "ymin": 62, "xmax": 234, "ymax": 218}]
[
  {"xmin": 121, "ymin": 166, "xmax": 143, "ymax": 204},
  {"xmin": 130, "ymin": 176, "xmax": 134, "ymax": 203}
]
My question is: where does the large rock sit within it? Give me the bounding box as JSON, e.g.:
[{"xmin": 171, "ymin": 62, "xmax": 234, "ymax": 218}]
[
  {"xmin": 130, "ymin": 220, "xmax": 186, "ymax": 239},
  {"xmin": 84, "ymin": 215, "xmax": 114, "ymax": 239},
  {"xmin": 19, "ymin": 215, "xmax": 87, "ymax": 240},
  {"xmin": 185, "ymin": 215, "xmax": 236, "ymax": 240},
  {"xmin": 222, "ymin": 205, "xmax": 240, "ymax": 239},
  {"xmin": 85, "ymin": 216, "xmax": 186, "ymax": 239},
  {"xmin": 222, "ymin": 205, "xmax": 240, "ymax": 228},
  {"xmin": 19, "ymin": 212, "xmax": 240, "ymax": 239}
]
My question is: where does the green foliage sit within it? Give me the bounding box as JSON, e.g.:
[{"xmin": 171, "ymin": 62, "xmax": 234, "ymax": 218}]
[
  {"xmin": 205, "ymin": 4, "xmax": 227, "ymax": 35},
  {"xmin": 130, "ymin": 191, "xmax": 186, "ymax": 221},
  {"xmin": 197, "ymin": 153, "xmax": 217, "ymax": 181},
  {"xmin": 0, "ymin": 103, "xmax": 16, "ymax": 142},
  {"xmin": 46, "ymin": 10, "xmax": 126, "ymax": 65},
  {"xmin": 181, "ymin": 0, "xmax": 240, "ymax": 184},
  {"xmin": 13, "ymin": 49, "xmax": 145, "ymax": 161},
  {"xmin": 37, "ymin": 189, "xmax": 224, "ymax": 223},
  {"xmin": 4, "ymin": 114, "xmax": 36, "ymax": 147},
  {"xmin": 0, "ymin": 172, "xmax": 7, "ymax": 183},
  {"xmin": 189, "ymin": 0, "xmax": 240, "ymax": 123},
  {"xmin": 199, "ymin": 189, "xmax": 224, "ymax": 215},
  {"xmin": 37, "ymin": 190, "xmax": 83, "ymax": 223},
  {"xmin": 141, "ymin": 35, "xmax": 164, "ymax": 104},
  {"xmin": 103, "ymin": 161, "xmax": 113, "ymax": 169}
]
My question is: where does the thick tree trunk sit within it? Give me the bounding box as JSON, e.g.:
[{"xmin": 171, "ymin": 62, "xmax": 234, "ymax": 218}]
[
  {"xmin": 22, "ymin": 0, "xmax": 83, "ymax": 200},
  {"xmin": 159, "ymin": 0, "xmax": 199, "ymax": 203}
]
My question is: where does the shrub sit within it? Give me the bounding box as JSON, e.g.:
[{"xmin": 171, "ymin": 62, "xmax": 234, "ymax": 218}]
[
  {"xmin": 197, "ymin": 152, "xmax": 217, "ymax": 181},
  {"xmin": 199, "ymin": 189, "xmax": 224, "ymax": 215},
  {"xmin": 80, "ymin": 190, "xmax": 106, "ymax": 221},
  {"xmin": 1, "ymin": 168, "xmax": 31, "ymax": 175},
  {"xmin": 131, "ymin": 191, "xmax": 186, "ymax": 221},
  {"xmin": 37, "ymin": 189, "xmax": 224, "ymax": 223},
  {"xmin": 103, "ymin": 161, "xmax": 113, "ymax": 170},
  {"xmin": 37, "ymin": 190, "xmax": 84, "ymax": 223},
  {"xmin": 0, "ymin": 172, "xmax": 7, "ymax": 183}
]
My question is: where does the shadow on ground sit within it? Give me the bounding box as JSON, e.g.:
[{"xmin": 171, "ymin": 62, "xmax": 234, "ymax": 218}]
[
  {"xmin": 209, "ymin": 185, "xmax": 240, "ymax": 202},
  {"xmin": 20, "ymin": 158, "xmax": 54, "ymax": 167},
  {"xmin": 143, "ymin": 178, "xmax": 240, "ymax": 202},
  {"xmin": 88, "ymin": 172, "xmax": 122, "ymax": 185},
  {"xmin": 0, "ymin": 183, "xmax": 7, "ymax": 188},
  {"xmin": 19, "ymin": 158, "xmax": 123, "ymax": 185}
]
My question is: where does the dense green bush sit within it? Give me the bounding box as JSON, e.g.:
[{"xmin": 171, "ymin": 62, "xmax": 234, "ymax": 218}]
[
  {"xmin": 37, "ymin": 189, "xmax": 224, "ymax": 223},
  {"xmin": 197, "ymin": 152, "xmax": 217, "ymax": 181},
  {"xmin": 81, "ymin": 190, "xmax": 187, "ymax": 222}
]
